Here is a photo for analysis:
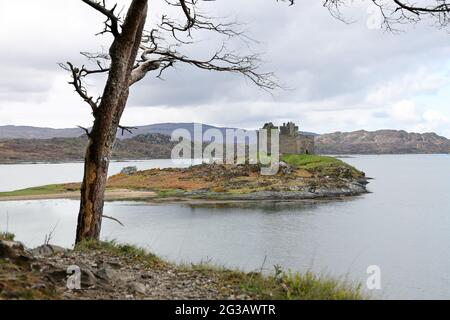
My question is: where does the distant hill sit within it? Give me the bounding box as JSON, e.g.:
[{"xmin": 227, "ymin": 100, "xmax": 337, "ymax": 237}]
[
  {"xmin": 1, "ymin": 125, "xmax": 449, "ymax": 163},
  {"xmin": 0, "ymin": 125, "xmax": 85, "ymax": 139},
  {"xmin": 316, "ymin": 130, "xmax": 450, "ymax": 154},
  {"xmin": 0, "ymin": 123, "xmax": 238, "ymax": 140},
  {"xmin": 0, "ymin": 134, "xmax": 176, "ymax": 163},
  {"xmin": 0, "ymin": 123, "xmax": 317, "ymax": 140}
]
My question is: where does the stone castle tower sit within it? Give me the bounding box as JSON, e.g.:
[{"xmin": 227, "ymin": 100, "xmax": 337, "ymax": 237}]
[{"xmin": 261, "ymin": 121, "xmax": 315, "ymax": 155}]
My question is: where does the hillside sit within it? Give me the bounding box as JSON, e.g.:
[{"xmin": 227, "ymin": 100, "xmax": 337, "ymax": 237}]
[
  {"xmin": 1, "ymin": 128, "xmax": 449, "ymax": 163},
  {"xmin": 0, "ymin": 123, "xmax": 237, "ymax": 140},
  {"xmin": 0, "ymin": 125, "xmax": 85, "ymax": 139},
  {"xmin": 315, "ymin": 130, "xmax": 450, "ymax": 154},
  {"xmin": 0, "ymin": 123, "xmax": 317, "ymax": 140},
  {"xmin": 0, "ymin": 134, "xmax": 176, "ymax": 163}
]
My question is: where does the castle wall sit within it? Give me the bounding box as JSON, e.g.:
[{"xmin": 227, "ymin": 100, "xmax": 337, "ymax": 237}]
[
  {"xmin": 280, "ymin": 134, "xmax": 315, "ymax": 154},
  {"xmin": 259, "ymin": 122, "xmax": 315, "ymax": 155}
]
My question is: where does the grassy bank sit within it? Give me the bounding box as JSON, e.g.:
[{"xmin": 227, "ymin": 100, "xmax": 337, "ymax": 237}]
[
  {"xmin": 281, "ymin": 154, "xmax": 364, "ymax": 178},
  {"xmin": 1, "ymin": 233, "xmax": 365, "ymax": 300},
  {"xmin": 75, "ymin": 240, "xmax": 365, "ymax": 300},
  {"xmin": 0, "ymin": 184, "xmax": 71, "ymax": 198}
]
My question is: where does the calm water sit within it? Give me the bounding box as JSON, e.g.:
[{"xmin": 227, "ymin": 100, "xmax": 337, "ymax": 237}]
[
  {"xmin": 0, "ymin": 159, "xmax": 203, "ymax": 192},
  {"xmin": 0, "ymin": 155, "xmax": 449, "ymax": 299}
]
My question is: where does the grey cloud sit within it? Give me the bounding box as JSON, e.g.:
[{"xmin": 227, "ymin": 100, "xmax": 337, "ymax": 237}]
[
  {"xmin": 123, "ymin": 0, "xmax": 450, "ymax": 109},
  {"xmin": 1, "ymin": 0, "xmax": 450, "ymax": 136}
]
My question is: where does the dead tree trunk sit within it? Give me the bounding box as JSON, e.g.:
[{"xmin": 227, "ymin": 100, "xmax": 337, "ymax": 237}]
[
  {"xmin": 64, "ymin": 0, "xmax": 279, "ymax": 244},
  {"xmin": 75, "ymin": 0, "xmax": 149, "ymax": 243}
]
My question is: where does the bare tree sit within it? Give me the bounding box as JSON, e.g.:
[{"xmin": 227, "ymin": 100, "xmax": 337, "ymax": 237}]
[
  {"xmin": 323, "ymin": 0, "xmax": 450, "ymax": 30},
  {"xmin": 62, "ymin": 0, "xmax": 283, "ymax": 244},
  {"xmin": 64, "ymin": 0, "xmax": 449, "ymax": 244}
]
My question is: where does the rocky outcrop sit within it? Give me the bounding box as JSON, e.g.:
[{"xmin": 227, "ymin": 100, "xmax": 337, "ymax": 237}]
[
  {"xmin": 120, "ymin": 166, "xmax": 138, "ymax": 176},
  {"xmin": 0, "ymin": 240, "xmax": 252, "ymax": 300},
  {"xmin": 107, "ymin": 160, "xmax": 369, "ymax": 201}
]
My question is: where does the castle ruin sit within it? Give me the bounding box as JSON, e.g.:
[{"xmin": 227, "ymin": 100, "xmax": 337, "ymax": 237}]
[{"xmin": 261, "ymin": 121, "xmax": 315, "ymax": 155}]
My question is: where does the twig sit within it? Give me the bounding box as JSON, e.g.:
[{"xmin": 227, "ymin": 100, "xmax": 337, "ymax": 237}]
[{"xmin": 102, "ymin": 215, "xmax": 125, "ymax": 227}]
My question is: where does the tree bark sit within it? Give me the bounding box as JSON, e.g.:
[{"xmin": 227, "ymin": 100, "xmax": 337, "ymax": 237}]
[{"xmin": 75, "ymin": 0, "xmax": 149, "ymax": 244}]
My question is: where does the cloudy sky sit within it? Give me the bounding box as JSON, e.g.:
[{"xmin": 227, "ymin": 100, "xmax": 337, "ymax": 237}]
[{"xmin": 1, "ymin": 0, "xmax": 450, "ymax": 137}]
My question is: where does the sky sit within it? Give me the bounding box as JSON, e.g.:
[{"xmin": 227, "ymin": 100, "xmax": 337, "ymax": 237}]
[{"xmin": 0, "ymin": 0, "xmax": 450, "ymax": 137}]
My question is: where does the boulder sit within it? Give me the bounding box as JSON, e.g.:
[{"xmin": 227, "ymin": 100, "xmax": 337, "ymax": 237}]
[
  {"xmin": 32, "ymin": 244, "xmax": 66, "ymax": 257},
  {"xmin": 128, "ymin": 282, "xmax": 147, "ymax": 295},
  {"xmin": 0, "ymin": 240, "xmax": 33, "ymax": 264},
  {"xmin": 121, "ymin": 166, "xmax": 138, "ymax": 175}
]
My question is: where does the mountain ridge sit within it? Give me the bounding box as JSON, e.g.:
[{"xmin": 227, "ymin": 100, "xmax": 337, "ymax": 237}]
[
  {"xmin": 315, "ymin": 129, "xmax": 450, "ymax": 154},
  {"xmin": 0, "ymin": 123, "xmax": 238, "ymax": 140},
  {"xmin": 0, "ymin": 123, "xmax": 317, "ymax": 140},
  {"xmin": 0, "ymin": 124, "xmax": 449, "ymax": 161}
]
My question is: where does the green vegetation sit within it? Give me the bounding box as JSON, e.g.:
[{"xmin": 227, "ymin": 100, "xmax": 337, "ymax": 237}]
[
  {"xmin": 155, "ymin": 189, "xmax": 184, "ymax": 198},
  {"xmin": 281, "ymin": 154, "xmax": 364, "ymax": 178},
  {"xmin": 0, "ymin": 184, "xmax": 69, "ymax": 198},
  {"xmin": 78, "ymin": 240, "xmax": 365, "ymax": 300},
  {"xmin": 0, "ymin": 232, "xmax": 15, "ymax": 241},
  {"xmin": 75, "ymin": 239, "xmax": 164, "ymax": 267},
  {"xmin": 189, "ymin": 264, "xmax": 364, "ymax": 300}
]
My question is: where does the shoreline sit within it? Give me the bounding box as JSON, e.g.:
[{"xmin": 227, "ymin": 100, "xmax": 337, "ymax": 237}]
[
  {"xmin": 0, "ymin": 187, "xmax": 368, "ymax": 203},
  {"xmin": 0, "ymin": 153, "xmax": 449, "ymax": 166},
  {"xmin": 0, "ymin": 154, "xmax": 370, "ymax": 203},
  {"xmin": 0, "ymin": 189, "xmax": 157, "ymax": 202},
  {"xmin": 0, "ymin": 237, "xmax": 365, "ymax": 300}
]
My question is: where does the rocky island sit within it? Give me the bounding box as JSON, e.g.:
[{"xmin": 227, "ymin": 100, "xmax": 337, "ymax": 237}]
[{"xmin": 0, "ymin": 154, "xmax": 369, "ymax": 202}]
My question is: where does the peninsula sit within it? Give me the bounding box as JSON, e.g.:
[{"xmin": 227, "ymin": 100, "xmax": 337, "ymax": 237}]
[{"xmin": 0, "ymin": 154, "xmax": 368, "ymax": 202}]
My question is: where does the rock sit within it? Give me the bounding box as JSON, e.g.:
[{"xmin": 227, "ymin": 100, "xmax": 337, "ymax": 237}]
[
  {"xmin": 279, "ymin": 161, "xmax": 293, "ymax": 175},
  {"xmin": 0, "ymin": 240, "xmax": 33, "ymax": 263},
  {"xmin": 32, "ymin": 244, "xmax": 66, "ymax": 257},
  {"xmin": 32, "ymin": 283, "xmax": 47, "ymax": 290},
  {"xmin": 128, "ymin": 282, "xmax": 147, "ymax": 295},
  {"xmin": 96, "ymin": 267, "xmax": 121, "ymax": 283},
  {"xmin": 80, "ymin": 265, "xmax": 97, "ymax": 288},
  {"xmin": 0, "ymin": 240, "xmax": 25, "ymax": 253},
  {"xmin": 121, "ymin": 166, "xmax": 138, "ymax": 175}
]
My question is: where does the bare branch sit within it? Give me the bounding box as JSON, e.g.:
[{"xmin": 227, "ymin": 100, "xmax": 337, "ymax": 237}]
[
  {"xmin": 147, "ymin": 46, "xmax": 280, "ymax": 90},
  {"xmin": 118, "ymin": 125, "xmax": 138, "ymax": 136},
  {"xmin": 102, "ymin": 215, "xmax": 125, "ymax": 227},
  {"xmin": 324, "ymin": 0, "xmax": 450, "ymax": 30},
  {"xmin": 277, "ymin": 0, "xmax": 295, "ymax": 6},
  {"xmin": 77, "ymin": 125, "xmax": 92, "ymax": 138},
  {"xmin": 129, "ymin": 60, "xmax": 161, "ymax": 86},
  {"xmin": 81, "ymin": 0, "xmax": 120, "ymax": 37},
  {"xmin": 60, "ymin": 62, "xmax": 99, "ymax": 114}
]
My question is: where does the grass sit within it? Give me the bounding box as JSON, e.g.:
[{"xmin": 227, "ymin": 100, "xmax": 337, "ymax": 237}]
[
  {"xmin": 0, "ymin": 184, "xmax": 69, "ymax": 198},
  {"xmin": 281, "ymin": 154, "xmax": 364, "ymax": 178},
  {"xmin": 189, "ymin": 264, "xmax": 365, "ymax": 300},
  {"xmin": 76, "ymin": 240, "xmax": 365, "ymax": 300},
  {"xmin": 0, "ymin": 232, "xmax": 15, "ymax": 241},
  {"xmin": 75, "ymin": 239, "xmax": 165, "ymax": 267},
  {"xmin": 0, "ymin": 232, "xmax": 59, "ymax": 299},
  {"xmin": 155, "ymin": 188, "xmax": 184, "ymax": 198}
]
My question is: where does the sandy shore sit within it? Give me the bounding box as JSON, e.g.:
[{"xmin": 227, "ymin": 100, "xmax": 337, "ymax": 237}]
[{"xmin": 0, "ymin": 189, "xmax": 157, "ymax": 202}]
